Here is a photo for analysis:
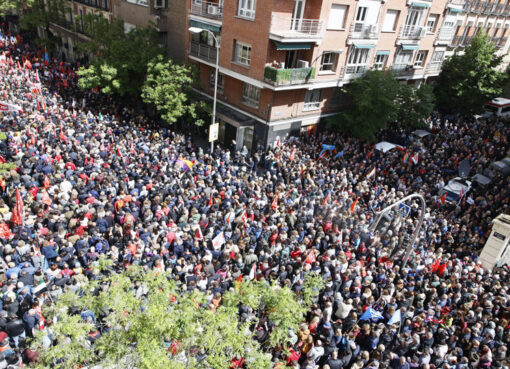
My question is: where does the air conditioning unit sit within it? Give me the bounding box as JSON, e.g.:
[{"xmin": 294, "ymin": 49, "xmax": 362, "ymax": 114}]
[
  {"xmin": 297, "ymin": 60, "xmax": 309, "ymax": 68},
  {"xmin": 208, "ymin": 5, "xmax": 219, "ymax": 15}
]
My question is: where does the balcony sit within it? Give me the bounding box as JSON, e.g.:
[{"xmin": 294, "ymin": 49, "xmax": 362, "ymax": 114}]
[
  {"xmin": 392, "ymin": 64, "xmax": 415, "ymax": 77},
  {"xmin": 269, "ymin": 15, "xmax": 323, "ymax": 42},
  {"xmin": 448, "ymin": 0, "xmax": 465, "ymax": 5},
  {"xmin": 264, "ymin": 65, "xmax": 315, "ymax": 86},
  {"xmin": 437, "ymin": 27, "xmax": 455, "ymax": 42},
  {"xmin": 348, "ymin": 24, "xmax": 379, "ymax": 40},
  {"xmin": 342, "ymin": 65, "xmax": 369, "ymax": 81},
  {"xmin": 426, "ymin": 62, "xmax": 442, "ymax": 76},
  {"xmin": 74, "ymin": 0, "xmax": 109, "ymax": 10},
  {"xmin": 399, "ymin": 25, "xmax": 426, "ymax": 40},
  {"xmin": 451, "ymin": 35, "xmax": 473, "ymax": 46},
  {"xmin": 189, "ymin": 40, "xmax": 218, "ymax": 63},
  {"xmin": 495, "ymin": 37, "xmax": 508, "ymax": 48},
  {"xmin": 189, "ymin": 1, "xmax": 223, "ymax": 21}
]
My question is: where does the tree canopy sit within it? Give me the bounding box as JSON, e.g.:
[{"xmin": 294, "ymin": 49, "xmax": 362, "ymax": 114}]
[
  {"xmin": 395, "ymin": 83, "xmax": 435, "ymax": 130},
  {"xmin": 337, "ymin": 70, "xmax": 400, "ymax": 142},
  {"xmin": 142, "ymin": 55, "xmax": 203, "ymax": 126},
  {"xmin": 29, "ymin": 258, "xmax": 324, "ymax": 369},
  {"xmin": 0, "ymin": 0, "xmax": 33, "ymax": 17},
  {"xmin": 434, "ymin": 32, "xmax": 507, "ymax": 116},
  {"xmin": 76, "ymin": 15, "xmax": 165, "ymax": 97}
]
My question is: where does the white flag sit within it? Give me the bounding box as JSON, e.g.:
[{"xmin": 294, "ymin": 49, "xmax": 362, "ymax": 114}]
[
  {"xmin": 0, "ymin": 101, "xmax": 21, "ymax": 112},
  {"xmin": 212, "ymin": 232, "xmax": 225, "ymax": 250},
  {"xmin": 387, "ymin": 309, "xmax": 401, "ymax": 325}
]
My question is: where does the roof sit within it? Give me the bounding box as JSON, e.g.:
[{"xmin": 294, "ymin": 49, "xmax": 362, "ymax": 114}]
[
  {"xmin": 487, "ymin": 97, "xmax": 510, "ymax": 107},
  {"xmin": 375, "ymin": 141, "xmax": 404, "ymax": 153}
]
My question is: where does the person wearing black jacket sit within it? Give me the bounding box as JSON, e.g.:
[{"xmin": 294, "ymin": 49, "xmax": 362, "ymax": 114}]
[{"xmin": 5, "ymin": 314, "xmax": 25, "ymax": 347}]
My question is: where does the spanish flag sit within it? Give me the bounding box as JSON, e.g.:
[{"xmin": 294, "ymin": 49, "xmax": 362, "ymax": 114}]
[{"xmin": 350, "ymin": 197, "xmax": 359, "ymax": 214}]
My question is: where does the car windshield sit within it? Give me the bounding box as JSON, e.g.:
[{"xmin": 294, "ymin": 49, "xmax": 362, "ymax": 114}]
[{"xmin": 445, "ymin": 190, "xmax": 460, "ymax": 202}]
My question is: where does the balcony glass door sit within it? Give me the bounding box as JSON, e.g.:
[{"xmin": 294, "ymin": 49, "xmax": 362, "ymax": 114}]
[
  {"xmin": 285, "ymin": 50, "xmax": 297, "ymax": 68},
  {"xmin": 405, "ymin": 9, "xmax": 422, "ymax": 27},
  {"xmin": 291, "ymin": 0, "xmax": 305, "ymax": 31}
]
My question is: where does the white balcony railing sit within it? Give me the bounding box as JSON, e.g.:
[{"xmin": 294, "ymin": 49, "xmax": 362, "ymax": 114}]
[
  {"xmin": 349, "ymin": 23, "xmax": 379, "ymax": 39},
  {"xmin": 190, "ymin": 1, "xmax": 223, "ymax": 20},
  {"xmin": 426, "ymin": 62, "xmax": 442, "ymax": 75},
  {"xmin": 449, "ymin": 0, "xmax": 465, "ymax": 5},
  {"xmin": 437, "ymin": 27, "xmax": 455, "ymax": 40},
  {"xmin": 270, "ymin": 15, "xmax": 324, "ymax": 38},
  {"xmin": 342, "ymin": 65, "xmax": 369, "ymax": 80},
  {"xmin": 399, "ymin": 25, "xmax": 427, "ymax": 39}
]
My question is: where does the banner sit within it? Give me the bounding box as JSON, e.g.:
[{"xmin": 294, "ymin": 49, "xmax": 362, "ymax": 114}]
[{"xmin": 0, "ymin": 101, "xmax": 21, "ymax": 112}]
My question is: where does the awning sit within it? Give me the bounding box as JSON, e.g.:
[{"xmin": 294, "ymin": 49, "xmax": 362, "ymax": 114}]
[
  {"xmin": 376, "ymin": 50, "xmax": 390, "ymax": 55},
  {"xmin": 448, "ymin": 7, "xmax": 463, "ymax": 13},
  {"xmin": 188, "ymin": 19, "xmax": 221, "ymax": 33},
  {"xmin": 411, "ymin": 1, "xmax": 431, "ymax": 8},
  {"xmin": 273, "ymin": 41, "xmax": 312, "ymax": 50},
  {"xmin": 402, "ymin": 44, "xmax": 419, "ymax": 51},
  {"xmin": 353, "ymin": 43, "xmax": 375, "ymax": 49}
]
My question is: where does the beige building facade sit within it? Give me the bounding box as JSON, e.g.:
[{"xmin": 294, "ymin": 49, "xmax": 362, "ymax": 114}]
[{"xmin": 186, "ymin": 0, "xmax": 510, "ymax": 150}]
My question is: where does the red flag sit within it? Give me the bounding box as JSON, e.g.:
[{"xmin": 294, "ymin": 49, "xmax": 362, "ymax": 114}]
[
  {"xmin": 41, "ymin": 189, "xmax": 52, "ymax": 206},
  {"xmin": 10, "ymin": 189, "xmax": 23, "ymax": 226},
  {"xmin": 440, "ymin": 193, "xmax": 447, "ymax": 204},
  {"xmin": 208, "ymin": 195, "xmax": 213, "ymax": 206},
  {"xmin": 350, "ymin": 197, "xmax": 359, "ymax": 214},
  {"xmin": 289, "ymin": 148, "xmax": 295, "ymax": 162},
  {"xmin": 240, "ymin": 211, "xmax": 248, "ymax": 224},
  {"xmin": 29, "ymin": 186, "xmax": 39, "ymax": 199},
  {"xmin": 0, "ymin": 223, "xmax": 11, "ymax": 239},
  {"xmin": 438, "ymin": 262, "xmax": 447, "ymax": 276},
  {"xmin": 322, "ymin": 193, "xmax": 330, "ymax": 206},
  {"xmin": 271, "ymin": 195, "xmax": 278, "ymax": 210},
  {"xmin": 195, "ymin": 227, "xmax": 203, "ymax": 240},
  {"xmin": 367, "ymin": 145, "xmax": 374, "ymax": 159},
  {"xmin": 430, "ymin": 257, "xmax": 441, "ymax": 273},
  {"xmin": 305, "ymin": 250, "xmax": 316, "ymax": 264},
  {"xmin": 236, "ymin": 274, "xmax": 243, "ymax": 283},
  {"xmin": 454, "ymin": 157, "xmax": 459, "ymax": 167},
  {"xmin": 43, "ymin": 176, "xmax": 50, "ymax": 189},
  {"xmin": 0, "ymin": 156, "xmax": 5, "ymax": 164}
]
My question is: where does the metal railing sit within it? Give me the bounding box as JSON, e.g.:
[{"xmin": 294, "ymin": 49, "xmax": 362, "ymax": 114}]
[
  {"xmin": 437, "ymin": 27, "xmax": 456, "ymax": 40},
  {"xmin": 348, "ymin": 23, "xmax": 379, "ymax": 39},
  {"xmin": 74, "ymin": 0, "xmax": 109, "ymax": 10},
  {"xmin": 399, "ymin": 25, "xmax": 426, "ymax": 39},
  {"xmin": 189, "ymin": 1, "xmax": 223, "ymax": 20},
  {"xmin": 189, "ymin": 40, "xmax": 218, "ymax": 63},
  {"xmin": 342, "ymin": 65, "xmax": 369, "ymax": 80},
  {"xmin": 451, "ymin": 35, "xmax": 473, "ymax": 46},
  {"xmin": 270, "ymin": 15, "xmax": 323, "ymax": 37},
  {"xmin": 264, "ymin": 65, "xmax": 316, "ymax": 86},
  {"xmin": 426, "ymin": 62, "xmax": 442, "ymax": 75},
  {"xmin": 392, "ymin": 64, "xmax": 414, "ymax": 76}
]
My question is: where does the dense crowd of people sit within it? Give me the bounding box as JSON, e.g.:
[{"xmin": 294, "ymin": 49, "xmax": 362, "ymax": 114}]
[{"xmin": 0, "ymin": 26, "xmax": 509, "ymax": 369}]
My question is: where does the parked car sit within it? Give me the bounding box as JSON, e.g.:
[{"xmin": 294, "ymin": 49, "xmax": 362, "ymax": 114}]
[
  {"xmin": 490, "ymin": 161, "xmax": 510, "ymax": 177},
  {"xmin": 471, "ymin": 173, "xmax": 492, "ymax": 193},
  {"xmin": 438, "ymin": 177, "xmax": 472, "ymax": 203}
]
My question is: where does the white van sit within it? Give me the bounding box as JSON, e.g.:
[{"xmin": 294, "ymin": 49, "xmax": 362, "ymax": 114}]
[{"xmin": 482, "ymin": 97, "xmax": 510, "ymax": 118}]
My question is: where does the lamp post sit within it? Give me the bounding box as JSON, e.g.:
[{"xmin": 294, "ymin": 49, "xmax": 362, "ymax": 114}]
[{"xmin": 188, "ymin": 26, "xmax": 220, "ymax": 154}]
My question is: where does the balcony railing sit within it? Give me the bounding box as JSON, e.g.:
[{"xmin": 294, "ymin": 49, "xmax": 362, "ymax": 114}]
[
  {"xmin": 74, "ymin": 0, "xmax": 109, "ymax": 10},
  {"xmin": 392, "ymin": 64, "xmax": 414, "ymax": 76},
  {"xmin": 348, "ymin": 23, "xmax": 379, "ymax": 39},
  {"xmin": 189, "ymin": 40, "xmax": 218, "ymax": 63},
  {"xmin": 342, "ymin": 65, "xmax": 369, "ymax": 80},
  {"xmin": 189, "ymin": 1, "xmax": 223, "ymax": 20},
  {"xmin": 426, "ymin": 62, "xmax": 442, "ymax": 75},
  {"xmin": 270, "ymin": 15, "xmax": 323, "ymax": 38},
  {"xmin": 399, "ymin": 25, "xmax": 426, "ymax": 39},
  {"xmin": 449, "ymin": 0, "xmax": 465, "ymax": 5},
  {"xmin": 451, "ymin": 35, "xmax": 473, "ymax": 46},
  {"xmin": 494, "ymin": 36, "xmax": 508, "ymax": 48},
  {"xmin": 264, "ymin": 65, "xmax": 316, "ymax": 86},
  {"xmin": 437, "ymin": 27, "xmax": 455, "ymax": 41}
]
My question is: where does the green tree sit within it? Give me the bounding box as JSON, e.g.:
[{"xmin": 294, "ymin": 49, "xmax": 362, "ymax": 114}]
[
  {"xmin": 337, "ymin": 70, "xmax": 400, "ymax": 141},
  {"xmin": 395, "ymin": 83, "xmax": 435, "ymax": 130},
  {"xmin": 18, "ymin": 0, "xmax": 69, "ymax": 51},
  {"xmin": 30, "ymin": 259, "xmax": 323, "ymax": 369},
  {"xmin": 75, "ymin": 14, "xmax": 165, "ymax": 97},
  {"xmin": 0, "ymin": 0, "xmax": 33, "ymax": 17},
  {"xmin": 435, "ymin": 32, "xmax": 507, "ymax": 116},
  {"xmin": 142, "ymin": 55, "xmax": 203, "ymax": 125}
]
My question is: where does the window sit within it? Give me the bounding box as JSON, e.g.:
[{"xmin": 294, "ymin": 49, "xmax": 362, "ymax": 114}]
[
  {"xmin": 234, "ymin": 41, "xmax": 251, "ymax": 66},
  {"xmin": 355, "ymin": 6, "xmax": 367, "ymax": 22},
  {"xmin": 304, "ymin": 89, "xmax": 322, "ymax": 111},
  {"xmin": 327, "ymin": 4, "xmax": 347, "ymax": 30},
  {"xmin": 346, "ymin": 48, "xmax": 370, "ymax": 74},
  {"xmin": 320, "ymin": 52, "xmax": 338, "ymax": 72},
  {"xmin": 154, "ymin": 0, "xmax": 167, "ymax": 8},
  {"xmin": 431, "ymin": 50, "xmax": 444, "ymax": 63},
  {"xmin": 209, "ymin": 71, "xmax": 225, "ymax": 95},
  {"xmin": 394, "ymin": 51, "xmax": 413, "ymax": 65},
  {"xmin": 242, "ymin": 83, "xmax": 260, "ymax": 109},
  {"xmin": 382, "ymin": 10, "xmax": 399, "ymax": 32},
  {"xmin": 374, "ymin": 53, "xmax": 388, "ymax": 70},
  {"xmin": 238, "ymin": 0, "xmax": 256, "ymax": 19},
  {"xmin": 78, "ymin": 9, "xmax": 84, "ymax": 32},
  {"xmin": 414, "ymin": 50, "xmax": 426, "ymax": 67},
  {"xmin": 426, "ymin": 14, "xmax": 439, "ymax": 32}
]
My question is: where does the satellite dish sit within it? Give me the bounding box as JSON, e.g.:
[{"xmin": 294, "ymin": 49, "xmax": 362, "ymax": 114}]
[{"xmin": 458, "ymin": 159, "xmax": 471, "ymax": 178}]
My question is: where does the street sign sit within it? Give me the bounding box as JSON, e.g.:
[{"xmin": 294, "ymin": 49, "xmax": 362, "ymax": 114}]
[
  {"xmin": 209, "ymin": 123, "xmax": 219, "ymax": 142},
  {"xmin": 398, "ymin": 203, "xmax": 411, "ymax": 217}
]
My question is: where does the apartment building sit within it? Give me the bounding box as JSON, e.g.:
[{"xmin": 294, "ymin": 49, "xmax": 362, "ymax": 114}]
[
  {"xmin": 186, "ymin": 0, "xmax": 510, "ymax": 150},
  {"xmin": 47, "ymin": 0, "xmax": 187, "ymax": 62}
]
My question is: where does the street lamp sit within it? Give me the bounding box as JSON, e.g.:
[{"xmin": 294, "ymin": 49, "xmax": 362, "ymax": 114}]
[{"xmin": 189, "ymin": 26, "xmax": 220, "ymax": 154}]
